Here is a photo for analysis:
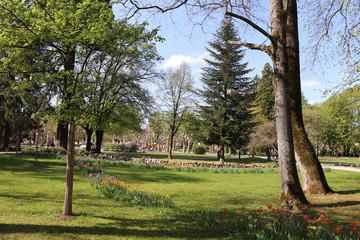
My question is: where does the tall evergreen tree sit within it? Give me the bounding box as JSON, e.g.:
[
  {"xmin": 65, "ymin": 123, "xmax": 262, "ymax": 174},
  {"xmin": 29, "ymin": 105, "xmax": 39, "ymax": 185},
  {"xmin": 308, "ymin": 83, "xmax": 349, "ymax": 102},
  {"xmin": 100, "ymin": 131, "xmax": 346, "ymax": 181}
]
[
  {"xmin": 254, "ymin": 63, "xmax": 275, "ymax": 122},
  {"xmin": 199, "ymin": 17, "xmax": 255, "ymax": 164}
]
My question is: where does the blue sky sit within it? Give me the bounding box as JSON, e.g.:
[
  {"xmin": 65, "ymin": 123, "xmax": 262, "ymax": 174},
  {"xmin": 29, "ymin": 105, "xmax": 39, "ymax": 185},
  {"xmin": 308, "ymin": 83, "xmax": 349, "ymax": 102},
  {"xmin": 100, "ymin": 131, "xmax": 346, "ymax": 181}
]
[{"xmin": 116, "ymin": 3, "xmax": 344, "ymax": 105}]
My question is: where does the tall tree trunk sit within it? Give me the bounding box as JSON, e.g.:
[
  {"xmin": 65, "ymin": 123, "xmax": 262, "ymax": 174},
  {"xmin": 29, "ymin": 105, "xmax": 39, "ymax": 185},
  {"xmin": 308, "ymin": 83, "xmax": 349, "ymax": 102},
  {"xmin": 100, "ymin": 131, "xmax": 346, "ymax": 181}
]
[
  {"xmin": 219, "ymin": 144, "xmax": 225, "ymax": 165},
  {"xmin": 83, "ymin": 125, "xmax": 93, "ymax": 152},
  {"xmin": 95, "ymin": 130, "xmax": 104, "ymax": 153},
  {"xmin": 168, "ymin": 134, "xmax": 174, "ymax": 159},
  {"xmin": 3, "ymin": 120, "xmax": 11, "ymax": 150},
  {"xmin": 270, "ymin": 0, "xmax": 310, "ymax": 209},
  {"xmin": 62, "ymin": 121, "xmax": 76, "ymax": 216},
  {"xmin": 286, "ymin": 0, "xmax": 333, "ymax": 194},
  {"xmin": 56, "ymin": 120, "xmax": 68, "ymax": 149},
  {"xmin": 62, "ymin": 49, "xmax": 76, "ymax": 216},
  {"xmin": 15, "ymin": 131, "xmax": 21, "ymax": 153}
]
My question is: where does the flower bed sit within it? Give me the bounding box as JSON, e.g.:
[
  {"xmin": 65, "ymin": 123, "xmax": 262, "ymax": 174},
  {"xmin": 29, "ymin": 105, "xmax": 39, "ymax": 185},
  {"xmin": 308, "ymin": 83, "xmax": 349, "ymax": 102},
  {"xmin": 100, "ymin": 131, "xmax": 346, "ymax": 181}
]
[
  {"xmin": 82, "ymin": 153, "xmax": 278, "ymax": 169},
  {"xmin": 76, "ymin": 159, "xmax": 175, "ymax": 208},
  {"xmin": 193, "ymin": 206, "xmax": 359, "ymax": 239}
]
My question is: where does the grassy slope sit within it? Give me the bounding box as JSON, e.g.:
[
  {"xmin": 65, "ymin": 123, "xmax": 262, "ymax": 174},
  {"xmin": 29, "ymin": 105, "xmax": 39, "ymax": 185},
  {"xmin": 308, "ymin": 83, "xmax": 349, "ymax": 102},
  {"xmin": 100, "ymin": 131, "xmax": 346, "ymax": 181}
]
[{"xmin": 0, "ymin": 153, "xmax": 359, "ymax": 239}]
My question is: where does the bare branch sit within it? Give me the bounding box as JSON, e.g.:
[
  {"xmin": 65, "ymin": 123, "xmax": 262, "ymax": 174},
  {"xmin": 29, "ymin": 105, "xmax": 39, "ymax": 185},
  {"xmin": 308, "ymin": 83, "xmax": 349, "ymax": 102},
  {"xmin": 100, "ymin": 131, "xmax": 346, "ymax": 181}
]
[
  {"xmin": 228, "ymin": 40, "xmax": 271, "ymax": 56},
  {"xmin": 126, "ymin": 0, "xmax": 189, "ymax": 19},
  {"xmin": 225, "ymin": 11, "xmax": 272, "ymax": 41}
]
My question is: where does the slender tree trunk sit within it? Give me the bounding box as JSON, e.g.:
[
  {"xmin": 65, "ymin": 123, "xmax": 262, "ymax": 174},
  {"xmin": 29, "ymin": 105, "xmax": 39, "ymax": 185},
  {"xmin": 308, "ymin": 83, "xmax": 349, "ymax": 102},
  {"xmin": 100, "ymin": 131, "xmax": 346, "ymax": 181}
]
[
  {"xmin": 56, "ymin": 120, "xmax": 68, "ymax": 149},
  {"xmin": 270, "ymin": 0, "xmax": 310, "ymax": 210},
  {"xmin": 95, "ymin": 130, "xmax": 104, "ymax": 153},
  {"xmin": 3, "ymin": 120, "xmax": 11, "ymax": 150},
  {"xmin": 286, "ymin": 0, "xmax": 333, "ymax": 194},
  {"xmin": 168, "ymin": 134, "xmax": 174, "ymax": 159},
  {"xmin": 219, "ymin": 144, "xmax": 225, "ymax": 164},
  {"xmin": 15, "ymin": 131, "xmax": 21, "ymax": 153},
  {"xmin": 62, "ymin": 49, "xmax": 76, "ymax": 216},
  {"xmin": 83, "ymin": 125, "xmax": 93, "ymax": 152},
  {"xmin": 62, "ymin": 121, "xmax": 75, "ymax": 216}
]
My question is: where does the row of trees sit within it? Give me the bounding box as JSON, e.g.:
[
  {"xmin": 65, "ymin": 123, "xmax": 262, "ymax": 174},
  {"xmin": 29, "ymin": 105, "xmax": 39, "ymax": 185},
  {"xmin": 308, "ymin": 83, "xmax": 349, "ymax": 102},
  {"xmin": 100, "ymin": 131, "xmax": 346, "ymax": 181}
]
[{"xmin": 150, "ymin": 18, "xmax": 255, "ymax": 161}]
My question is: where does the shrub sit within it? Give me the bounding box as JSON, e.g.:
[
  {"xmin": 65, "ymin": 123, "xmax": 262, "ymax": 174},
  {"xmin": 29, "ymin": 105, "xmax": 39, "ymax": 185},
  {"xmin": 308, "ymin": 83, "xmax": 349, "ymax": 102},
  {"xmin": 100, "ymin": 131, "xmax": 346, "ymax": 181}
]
[
  {"xmin": 192, "ymin": 145, "xmax": 207, "ymax": 154},
  {"xmin": 22, "ymin": 147, "xmax": 67, "ymax": 156}
]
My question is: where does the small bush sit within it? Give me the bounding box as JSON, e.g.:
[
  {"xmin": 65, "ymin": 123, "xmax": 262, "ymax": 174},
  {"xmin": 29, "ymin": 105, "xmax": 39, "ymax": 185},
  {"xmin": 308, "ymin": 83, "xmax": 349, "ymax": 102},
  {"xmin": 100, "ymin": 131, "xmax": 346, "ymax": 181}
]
[
  {"xmin": 22, "ymin": 147, "xmax": 67, "ymax": 156},
  {"xmin": 192, "ymin": 145, "xmax": 207, "ymax": 155}
]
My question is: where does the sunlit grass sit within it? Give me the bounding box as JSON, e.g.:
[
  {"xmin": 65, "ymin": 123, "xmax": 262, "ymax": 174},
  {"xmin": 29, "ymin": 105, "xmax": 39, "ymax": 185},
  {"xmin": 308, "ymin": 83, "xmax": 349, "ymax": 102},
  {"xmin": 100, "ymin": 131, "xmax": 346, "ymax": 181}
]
[{"xmin": 0, "ymin": 153, "xmax": 359, "ymax": 239}]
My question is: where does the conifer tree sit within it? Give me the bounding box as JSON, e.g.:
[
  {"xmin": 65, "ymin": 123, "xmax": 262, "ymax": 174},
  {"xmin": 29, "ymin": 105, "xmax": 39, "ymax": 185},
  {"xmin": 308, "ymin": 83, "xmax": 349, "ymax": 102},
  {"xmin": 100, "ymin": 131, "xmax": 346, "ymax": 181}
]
[
  {"xmin": 199, "ymin": 17, "xmax": 255, "ymax": 164},
  {"xmin": 254, "ymin": 63, "xmax": 275, "ymax": 122}
]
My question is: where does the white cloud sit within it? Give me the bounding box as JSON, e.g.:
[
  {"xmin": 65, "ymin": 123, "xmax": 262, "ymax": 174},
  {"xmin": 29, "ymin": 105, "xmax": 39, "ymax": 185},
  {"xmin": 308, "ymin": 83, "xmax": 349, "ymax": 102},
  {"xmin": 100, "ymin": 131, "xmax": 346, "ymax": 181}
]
[
  {"xmin": 301, "ymin": 81, "xmax": 321, "ymax": 87},
  {"xmin": 161, "ymin": 53, "xmax": 206, "ymax": 69}
]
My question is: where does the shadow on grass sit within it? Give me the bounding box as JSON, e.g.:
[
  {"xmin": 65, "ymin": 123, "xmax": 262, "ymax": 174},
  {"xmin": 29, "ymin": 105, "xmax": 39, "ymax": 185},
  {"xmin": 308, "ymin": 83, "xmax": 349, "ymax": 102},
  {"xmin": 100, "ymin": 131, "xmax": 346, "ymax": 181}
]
[
  {"xmin": 335, "ymin": 189, "xmax": 360, "ymax": 195},
  {"xmin": 315, "ymin": 201, "xmax": 360, "ymax": 208},
  {"xmin": 0, "ymin": 212, "xmax": 216, "ymax": 239}
]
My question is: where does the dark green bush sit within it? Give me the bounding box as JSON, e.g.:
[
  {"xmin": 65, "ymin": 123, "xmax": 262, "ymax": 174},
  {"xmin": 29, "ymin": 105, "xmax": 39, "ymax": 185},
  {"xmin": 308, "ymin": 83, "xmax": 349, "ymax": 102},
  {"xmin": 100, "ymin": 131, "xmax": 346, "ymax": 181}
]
[{"xmin": 192, "ymin": 145, "xmax": 207, "ymax": 154}]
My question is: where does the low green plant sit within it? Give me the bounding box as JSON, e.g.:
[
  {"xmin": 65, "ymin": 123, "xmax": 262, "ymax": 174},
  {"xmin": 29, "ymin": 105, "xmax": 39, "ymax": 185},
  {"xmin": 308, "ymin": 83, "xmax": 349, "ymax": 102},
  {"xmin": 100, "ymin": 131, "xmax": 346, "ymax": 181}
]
[
  {"xmin": 22, "ymin": 147, "xmax": 67, "ymax": 156},
  {"xmin": 192, "ymin": 145, "xmax": 207, "ymax": 154}
]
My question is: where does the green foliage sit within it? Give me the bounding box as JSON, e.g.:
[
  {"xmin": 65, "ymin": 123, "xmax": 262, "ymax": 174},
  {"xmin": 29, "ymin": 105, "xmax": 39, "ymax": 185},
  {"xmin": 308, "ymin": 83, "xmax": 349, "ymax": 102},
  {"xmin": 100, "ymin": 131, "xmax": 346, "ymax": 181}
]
[
  {"xmin": 103, "ymin": 143, "xmax": 138, "ymax": 152},
  {"xmin": 22, "ymin": 147, "xmax": 67, "ymax": 156},
  {"xmin": 320, "ymin": 85, "xmax": 360, "ymax": 155},
  {"xmin": 192, "ymin": 145, "xmax": 207, "ymax": 154},
  {"xmin": 198, "ymin": 17, "xmax": 255, "ymax": 153}
]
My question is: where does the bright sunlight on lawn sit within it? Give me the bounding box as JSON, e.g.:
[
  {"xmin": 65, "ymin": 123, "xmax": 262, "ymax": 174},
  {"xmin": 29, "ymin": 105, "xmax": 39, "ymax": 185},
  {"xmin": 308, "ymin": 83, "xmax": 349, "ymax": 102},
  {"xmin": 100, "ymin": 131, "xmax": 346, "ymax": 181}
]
[{"xmin": 0, "ymin": 153, "xmax": 359, "ymax": 239}]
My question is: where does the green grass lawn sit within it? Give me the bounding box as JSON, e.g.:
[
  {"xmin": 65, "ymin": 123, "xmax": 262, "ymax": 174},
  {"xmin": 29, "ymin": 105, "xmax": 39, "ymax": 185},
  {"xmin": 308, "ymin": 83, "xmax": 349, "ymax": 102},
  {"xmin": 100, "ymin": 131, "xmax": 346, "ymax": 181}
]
[
  {"xmin": 0, "ymin": 153, "xmax": 359, "ymax": 239},
  {"xmin": 319, "ymin": 156, "xmax": 360, "ymax": 166}
]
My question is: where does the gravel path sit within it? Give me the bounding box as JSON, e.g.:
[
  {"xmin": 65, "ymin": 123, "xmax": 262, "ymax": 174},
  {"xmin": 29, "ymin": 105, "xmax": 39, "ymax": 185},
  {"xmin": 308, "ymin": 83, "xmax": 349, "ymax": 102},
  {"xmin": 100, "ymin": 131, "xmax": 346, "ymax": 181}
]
[{"xmin": 321, "ymin": 164, "xmax": 360, "ymax": 173}]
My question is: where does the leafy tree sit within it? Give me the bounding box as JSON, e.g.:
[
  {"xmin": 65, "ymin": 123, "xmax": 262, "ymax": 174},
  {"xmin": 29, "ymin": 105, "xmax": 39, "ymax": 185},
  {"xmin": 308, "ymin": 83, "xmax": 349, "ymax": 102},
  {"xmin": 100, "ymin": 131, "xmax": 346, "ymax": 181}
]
[
  {"xmin": 176, "ymin": 112, "xmax": 202, "ymax": 153},
  {"xmin": 247, "ymin": 121, "xmax": 277, "ymax": 160},
  {"xmin": 158, "ymin": 63, "xmax": 194, "ymax": 159},
  {"xmin": 198, "ymin": 17, "xmax": 255, "ymax": 164},
  {"xmin": 79, "ymin": 30, "xmax": 159, "ymax": 153},
  {"xmin": 321, "ymin": 85, "xmax": 360, "ymax": 156},
  {"xmin": 0, "ymin": 0, "xmax": 161, "ymax": 216},
  {"xmin": 148, "ymin": 111, "xmax": 168, "ymax": 151},
  {"xmin": 302, "ymin": 105, "xmax": 325, "ymax": 156}
]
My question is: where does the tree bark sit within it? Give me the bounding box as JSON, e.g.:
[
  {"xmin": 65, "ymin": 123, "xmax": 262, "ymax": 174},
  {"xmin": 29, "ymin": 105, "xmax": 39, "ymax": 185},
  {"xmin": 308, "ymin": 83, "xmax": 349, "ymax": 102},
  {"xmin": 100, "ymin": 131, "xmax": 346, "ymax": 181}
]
[
  {"xmin": 3, "ymin": 120, "xmax": 11, "ymax": 150},
  {"xmin": 95, "ymin": 129, "xmax": 104, "ymax": 153},
  {"xmin": 168, "ymin": 134, "xmax": 174, "ymax": 159},
  {"xmin": 62, "ymin": 121, "xmax": 75, "ymax": 216},
  {"xmin": 83, "ymin": 125, "xmax": 93, "ymax": 152},
  {"xmin": 219, "ymin": 144, "xmax": 225, "ymax": 164},
  {"xmin": 56, "ymin": 120, "xmax": 68, "ymax": 149},
  {"xmin": 270, "ymin": 0, "xmax": 310, "ymax": 210},
  {"xmin": 286, "ymin": 0, "xmax": 333, "ymax": 194}
]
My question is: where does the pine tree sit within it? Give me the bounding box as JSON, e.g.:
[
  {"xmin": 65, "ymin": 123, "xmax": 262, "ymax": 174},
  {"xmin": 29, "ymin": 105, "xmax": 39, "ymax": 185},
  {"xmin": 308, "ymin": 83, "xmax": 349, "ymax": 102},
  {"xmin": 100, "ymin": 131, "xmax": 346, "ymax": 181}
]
[
  {"xmin": 254, "ymin": 63, "xmax": 275, "ymax": 121},
  {"xmin": 199, "ymin": 17, "xmax": 255, "ymax": 164}
]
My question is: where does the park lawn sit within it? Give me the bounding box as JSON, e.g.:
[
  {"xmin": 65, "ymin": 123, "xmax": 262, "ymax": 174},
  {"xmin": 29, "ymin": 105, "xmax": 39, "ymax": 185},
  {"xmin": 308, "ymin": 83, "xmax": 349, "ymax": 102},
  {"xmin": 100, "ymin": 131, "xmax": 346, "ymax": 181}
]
[
  {"xmin": 319, "ymin": 156, "xmax": 360, "ymax": 167},
  {"xmin": 0, "ymin": 153, "xmax": 359, "ymax": 239}
]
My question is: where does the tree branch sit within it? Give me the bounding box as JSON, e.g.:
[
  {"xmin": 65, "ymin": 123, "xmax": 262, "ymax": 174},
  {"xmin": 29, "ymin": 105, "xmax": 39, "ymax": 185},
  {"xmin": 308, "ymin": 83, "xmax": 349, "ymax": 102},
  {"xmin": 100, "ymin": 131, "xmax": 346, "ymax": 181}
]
[
  {"xmin": 225, "ymin": 11, "xmax": 272, "ymax": 41},
  {"xmin": 227, "ymin": 40, "xmax": 271, "ymax": 56},
  {"xmin": 127, "ymin": 0, "xmax": 189, "ymax": 19}
]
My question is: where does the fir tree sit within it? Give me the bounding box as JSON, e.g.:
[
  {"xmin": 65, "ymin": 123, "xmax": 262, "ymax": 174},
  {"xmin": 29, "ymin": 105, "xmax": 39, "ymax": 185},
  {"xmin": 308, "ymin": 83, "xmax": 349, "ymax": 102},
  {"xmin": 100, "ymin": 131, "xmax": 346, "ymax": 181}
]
[
  {"xmin": 254, "ymin": 63, "xmax": 275, "ymax": 122},
  {"xmin": 199, "ymin": 17, "xmax": 255, "ymax": 164}
]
